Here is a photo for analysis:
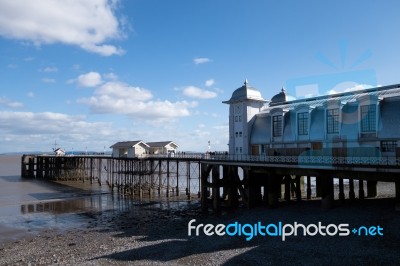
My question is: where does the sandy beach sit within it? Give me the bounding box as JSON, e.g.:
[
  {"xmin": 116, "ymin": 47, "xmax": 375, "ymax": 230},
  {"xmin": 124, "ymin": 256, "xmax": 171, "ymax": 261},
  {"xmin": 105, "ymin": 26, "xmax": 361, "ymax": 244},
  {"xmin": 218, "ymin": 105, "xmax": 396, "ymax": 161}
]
[{"xmin": 0, "ymin": 155, "xmax": 400, "ymax": 265}]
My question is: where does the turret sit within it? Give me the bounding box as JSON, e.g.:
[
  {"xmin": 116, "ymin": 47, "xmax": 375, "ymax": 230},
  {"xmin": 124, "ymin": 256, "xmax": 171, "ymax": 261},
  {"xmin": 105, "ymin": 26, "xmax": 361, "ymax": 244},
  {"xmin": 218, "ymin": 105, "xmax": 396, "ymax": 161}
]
[{"xmin": 223, "ymin": 80, "xmax": 266, "ymax": 155}]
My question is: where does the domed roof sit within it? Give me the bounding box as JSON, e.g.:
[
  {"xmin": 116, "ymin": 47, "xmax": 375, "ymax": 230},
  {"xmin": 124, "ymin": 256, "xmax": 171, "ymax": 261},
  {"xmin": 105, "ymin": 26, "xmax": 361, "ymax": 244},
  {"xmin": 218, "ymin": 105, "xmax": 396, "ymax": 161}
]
[
  {"xmin": 223, "ymin": 80, "xmax": 266, "ymax": 104},
  {"xmin": 269, "ymin": 87, "xmax": 296, "ymax": 106}
]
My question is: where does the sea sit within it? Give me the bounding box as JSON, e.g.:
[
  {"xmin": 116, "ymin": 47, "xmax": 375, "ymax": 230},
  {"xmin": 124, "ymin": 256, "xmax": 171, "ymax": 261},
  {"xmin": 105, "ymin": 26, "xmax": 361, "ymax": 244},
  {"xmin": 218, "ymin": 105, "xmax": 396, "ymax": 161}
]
[{"xmin": 0, "ymin": 155, "xmax": 193, "ymax": 244}]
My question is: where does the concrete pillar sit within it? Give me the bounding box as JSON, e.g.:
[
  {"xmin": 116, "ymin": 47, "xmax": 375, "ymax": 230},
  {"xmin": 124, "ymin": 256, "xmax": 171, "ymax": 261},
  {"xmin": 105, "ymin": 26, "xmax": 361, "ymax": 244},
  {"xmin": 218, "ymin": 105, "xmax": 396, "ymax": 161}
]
[
  {"xmin": 267, "ymin": 175, "xmax": 279, "ymax": 208},
  {"xmin": 321, "ymin": 176, "xmax": 334, "ymax": 210},
  {"xmin": 359, "ymin": 180, "xmax": 365, "ymax": 200},
  {"xmin": 226, "ymin": 166, "xmax": 239, "ymax": 208},
  {"xmin": 316, "ymin": 176, "xmax": 322, "ymax": 198},
  {"xmin": 306, "ymin": 176, "xmax": 312, "ymax": 200},
  {"xmin": 367, "ymin": 180, "xmax": 378, "ymax": 198},
  {"xmin": 349, "ymin": 179, "xmax": 355, "ymax": 201},
  {"xmin": 246, "ymin": 170, "xmax": 262, "ymax": 208},
  {"xmin": 338, "ymin": 178, "xmax": 345, "ymax": 204}
]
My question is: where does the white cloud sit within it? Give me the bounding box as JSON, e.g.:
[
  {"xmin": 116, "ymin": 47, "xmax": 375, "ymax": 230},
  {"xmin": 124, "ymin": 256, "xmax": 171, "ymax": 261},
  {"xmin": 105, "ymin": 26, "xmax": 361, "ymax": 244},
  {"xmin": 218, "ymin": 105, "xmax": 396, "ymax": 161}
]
[
  {"xmin": 0, "ymin": 111, "xmax": 116, "ymax": 137},
  {"xmin": 41, "ymin": 67, "xmax": 58, "ymax": 73},
  {"xmin": 78, "ymin": 81, "xmax": 197, "ymax": 118},
  {"xmin": 193, "ymin": 57, "xmax": 211, "ymax": 65},
  {"xmin": 0, "ymin": 0, "xmax": 125, "ymax": 56},
  {"xmin": 103, "ymin": 72, "xmax": 118, "ymax": 81},
  {"xmin": 0, "ymin": 97, "xmax": 24, "ymax": 108},
  {"xmin": 42, "ymin": 77, "xmax": 56, "ymax": 83},
  {"xmin": 27, "ymin": 92, "xmax": 34, "ymax": 98},
  {"xmin": 77, "ymin": 72, "xmax": 103, "ymax": 87},
  {"xmin": 42, "ymin": 67, "xmax": 55, "ymax": 72},
  {"xmin": 182, "ymin": 86, "xmax": 217, "ymax": 99},
  {"xmin": 0, "ymin": 111, "xmax": 117, "ymax": 151},
  {"xmin": 205, "ymin": 79, "xmax": 215, "ymax": 87}
]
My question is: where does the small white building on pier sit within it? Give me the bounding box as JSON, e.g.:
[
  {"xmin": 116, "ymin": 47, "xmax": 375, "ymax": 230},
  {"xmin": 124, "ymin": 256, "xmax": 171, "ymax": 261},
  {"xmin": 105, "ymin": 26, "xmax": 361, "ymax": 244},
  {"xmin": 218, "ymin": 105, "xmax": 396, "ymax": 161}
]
[
  {"xmin": 110, "ymin": 140, "xmax": 178, "ymax": 158},
  {"xmin": 110, "ymin": 141, "xmax": 149, "ymax": 158},
  {"xmin": 147, "ymin": 141, "xmax": 178, "ymax": 155}
]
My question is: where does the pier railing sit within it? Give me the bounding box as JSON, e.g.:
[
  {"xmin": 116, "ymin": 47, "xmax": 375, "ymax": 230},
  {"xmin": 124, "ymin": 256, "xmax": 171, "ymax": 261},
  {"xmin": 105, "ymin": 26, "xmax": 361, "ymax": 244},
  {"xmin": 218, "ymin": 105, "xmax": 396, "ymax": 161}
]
[
  {"xmin": 137, "ymin": 153, "xmax": 400, "ymax": 167},
  {"xmin": 207, "ymin": 154, "xmax": 400, "ymax": 167}
]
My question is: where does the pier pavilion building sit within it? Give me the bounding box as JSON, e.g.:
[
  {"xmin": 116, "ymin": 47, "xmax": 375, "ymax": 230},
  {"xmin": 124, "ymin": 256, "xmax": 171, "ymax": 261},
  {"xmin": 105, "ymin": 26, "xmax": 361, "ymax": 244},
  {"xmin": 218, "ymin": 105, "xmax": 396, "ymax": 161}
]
[{"xmin": 223, "ymin": 81, "xmax": 400, "ymax": 158}]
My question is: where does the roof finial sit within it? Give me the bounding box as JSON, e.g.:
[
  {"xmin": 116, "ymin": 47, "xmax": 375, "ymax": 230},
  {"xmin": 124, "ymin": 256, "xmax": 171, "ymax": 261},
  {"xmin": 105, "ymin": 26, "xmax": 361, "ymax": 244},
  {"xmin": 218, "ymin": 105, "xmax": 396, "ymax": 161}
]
[
  {"xmin": 244, "ymin": 79, "xmax": 248, "ymax": 85},
  {"xmin": 281, "ymin": 86, "xmax": 286, "ymax": 92}
]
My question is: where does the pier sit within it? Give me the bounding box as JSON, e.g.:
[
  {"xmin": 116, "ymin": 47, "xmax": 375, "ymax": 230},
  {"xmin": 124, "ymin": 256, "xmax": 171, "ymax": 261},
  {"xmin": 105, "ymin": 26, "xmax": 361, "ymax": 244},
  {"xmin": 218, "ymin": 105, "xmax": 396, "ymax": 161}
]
[{"xmin": 21, "ymin": 153, "xmax": 400, "ymax": 212}]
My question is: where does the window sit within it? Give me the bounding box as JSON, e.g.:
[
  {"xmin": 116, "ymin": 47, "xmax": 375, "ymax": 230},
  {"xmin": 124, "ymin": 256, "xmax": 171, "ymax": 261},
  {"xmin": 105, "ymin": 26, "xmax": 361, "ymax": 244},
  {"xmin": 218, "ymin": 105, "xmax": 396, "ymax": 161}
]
[
  {"xmin": 239, "ymin": 132, "xmax": 242, "ymax": 137},
  {"xmin": 235, "ymin": 116, "xmax": 238, "ymax": 122},
  {"xmin": 298, "ymin": 112, "xmax": 309, "ymax": 135},
  {"xmin": 239, "ymin": 116, "xmax": 242, "ymax": 122},
  {"xmin": 381, "ymin": 141, "xmax": 397, "ymax": 152},
  {"xmin": 327, "ymin": 108, "xmax": 339, "ymax": 134},
  {"xmin": 261, "ymin": 145, "xmax": 266, "ymax": 154},
  {"xmin": 235, "ymin": 132, "xmax": 238, "ymax": 138},
  {"xmin": 273, "ymin": 115, "xmax": 283, "ymax": 137},
  {"xmin": 239, "ymin": 147, "xmax": 242, "ymax": 153},
  {"xmin": 360, "ymin": 105, "xmax": 376, "ymax": 132}
]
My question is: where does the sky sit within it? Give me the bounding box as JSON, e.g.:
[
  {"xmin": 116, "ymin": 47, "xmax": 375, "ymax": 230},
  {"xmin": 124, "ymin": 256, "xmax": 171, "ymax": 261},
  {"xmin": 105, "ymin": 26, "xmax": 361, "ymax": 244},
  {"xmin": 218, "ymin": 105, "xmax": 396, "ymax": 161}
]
[{"xmin": 1, "ymin": 0, "xmax": 400, "ymax": 153}]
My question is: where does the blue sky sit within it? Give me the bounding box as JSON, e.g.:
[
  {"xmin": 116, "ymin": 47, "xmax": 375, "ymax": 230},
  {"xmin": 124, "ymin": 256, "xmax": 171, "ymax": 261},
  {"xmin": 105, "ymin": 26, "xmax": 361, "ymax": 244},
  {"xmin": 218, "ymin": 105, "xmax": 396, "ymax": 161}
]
[{"xmin": 1, "ymin": 0, "xmax": 400, "ymax": 153}]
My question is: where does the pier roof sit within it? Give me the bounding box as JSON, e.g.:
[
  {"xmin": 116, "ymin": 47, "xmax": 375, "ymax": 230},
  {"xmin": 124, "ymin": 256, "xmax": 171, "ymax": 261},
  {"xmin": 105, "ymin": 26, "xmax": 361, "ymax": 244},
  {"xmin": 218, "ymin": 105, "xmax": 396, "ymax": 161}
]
[
  {"xmin": 147, "ymin": 141, "xmax": 178, "ymax": 148},
  {"xmin": 260, "ymin": 83, "xmax": 400, "ymax": 113},
  {"xmin": 110, "ymin": 140, "xmax": 149, "ymax": 148}
]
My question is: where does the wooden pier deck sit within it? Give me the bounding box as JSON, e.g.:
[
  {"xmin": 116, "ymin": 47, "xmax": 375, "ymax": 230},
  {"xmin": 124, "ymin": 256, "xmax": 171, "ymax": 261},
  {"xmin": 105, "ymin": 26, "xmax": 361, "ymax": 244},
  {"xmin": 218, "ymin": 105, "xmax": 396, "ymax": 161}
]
[{"xmin": 21, "ymin": 154, "xmax": 400, "ymax": 212}]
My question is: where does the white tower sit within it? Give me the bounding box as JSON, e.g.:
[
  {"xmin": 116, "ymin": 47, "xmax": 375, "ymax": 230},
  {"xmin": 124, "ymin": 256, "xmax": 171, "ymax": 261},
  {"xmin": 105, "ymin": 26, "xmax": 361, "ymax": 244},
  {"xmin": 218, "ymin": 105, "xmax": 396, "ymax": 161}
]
[{"xmin": 223, "ymin": 80, "xmax": 266, "ymax": 155}]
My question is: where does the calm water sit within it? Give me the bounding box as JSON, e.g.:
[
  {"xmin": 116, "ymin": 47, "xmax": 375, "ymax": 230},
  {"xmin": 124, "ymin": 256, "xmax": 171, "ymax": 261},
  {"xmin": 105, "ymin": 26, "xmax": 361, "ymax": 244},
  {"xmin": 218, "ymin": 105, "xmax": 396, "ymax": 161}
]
[{"xmin": 0, "ymin": 155, "xmax": 193, "ymax": 244}]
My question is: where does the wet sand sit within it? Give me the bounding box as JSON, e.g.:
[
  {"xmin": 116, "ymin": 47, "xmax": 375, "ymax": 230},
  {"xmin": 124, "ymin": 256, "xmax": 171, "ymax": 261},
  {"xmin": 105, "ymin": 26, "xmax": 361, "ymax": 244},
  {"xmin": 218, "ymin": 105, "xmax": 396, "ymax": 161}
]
[{"xmin": 0, "ymin": 155, "xmax": 400, "ymax": 265}]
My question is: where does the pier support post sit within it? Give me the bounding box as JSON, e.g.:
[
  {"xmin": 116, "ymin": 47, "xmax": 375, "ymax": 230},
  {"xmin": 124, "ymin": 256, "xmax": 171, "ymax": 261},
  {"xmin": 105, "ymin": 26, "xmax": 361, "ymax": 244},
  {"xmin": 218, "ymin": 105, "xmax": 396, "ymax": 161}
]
[
  {"xmin": 246, "ymin": 170, "xmax": 262, "ymax": 208},
  {"xmin": 316, "ymin": 176, "xmax": 322, "ymax": 198},
  {"xmin": 321, "ymin": 176, "xmax": 334, "ymax": 210},
  {"xmin": 212, "ymin": 165, "xmax": 221, "ymax": 213},
  {"xmin": 367, "ymin": 180, "xmax": 378, "ymax": 198},
  {"xmin": 225, "ymin": 166, "xmax": 239, "ymax": 208},
  {"xmin": 338, "ymin": 178, "xmax": 345, "ymax": 204},
  {"xmin": 176, "ymin": 161, "xmax": 179, "ymax": 196},
  {"xmin": 267, "ymin": 175, "xmax": 280, "ymax": 208},
  {"xmin": 349, "ymin": 178, "xmax": 355, "ymax": 201},
  {"xmin": 166, "ymin": 160, "xmax": 170, "ymax": 197},
  {"xmin": 395, "ymin": 181, "xmax": 400, "ymax": 211},
  {"xmin": 186, "ymin": 161, "xmax": 191, "ymax": 199},
  {"xmin": 359, "ymin": 180, "xmax": 365, "ymax": 200},
  {"xmin": 284, "ymin": 175, "xmax": 291, "ymax": 201},
  {"xmin": 306, "ymin": 176, "xmax": 311, "ymax": 199},
  {"xmin": 295, "ymin": 175, "xmax": 302, "ymax": 201},
  {"xmin": 158, "ymin": 160, "xmax": 162, "ymax": 195},
  {"xmin": 200, "ymin": 163, "xmax": 211, "ymax": 214}
]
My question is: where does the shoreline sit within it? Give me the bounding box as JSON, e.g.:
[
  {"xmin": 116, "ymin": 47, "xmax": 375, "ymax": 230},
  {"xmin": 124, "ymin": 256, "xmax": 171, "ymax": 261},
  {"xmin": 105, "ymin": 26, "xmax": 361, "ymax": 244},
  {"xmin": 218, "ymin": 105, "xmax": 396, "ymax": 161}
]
[{"xmin": 1, "ymin": 197, "xmax": 400, "ymax": 265}]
